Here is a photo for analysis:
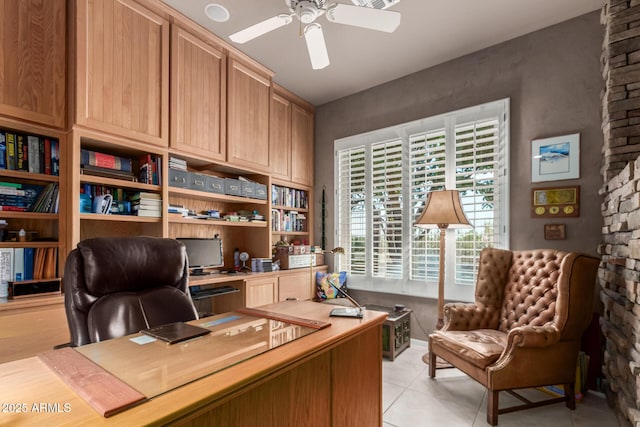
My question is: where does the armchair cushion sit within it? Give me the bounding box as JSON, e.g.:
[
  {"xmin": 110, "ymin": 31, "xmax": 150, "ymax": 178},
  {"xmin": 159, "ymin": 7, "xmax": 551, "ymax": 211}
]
[{"xmin": 430, "ymin": 329, "xmax": 507, "ymax": 369}]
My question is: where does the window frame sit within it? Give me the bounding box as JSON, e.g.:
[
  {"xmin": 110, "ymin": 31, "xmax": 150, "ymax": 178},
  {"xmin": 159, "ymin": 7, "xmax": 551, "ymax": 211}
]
[{"xmin": 333, "ymin": 99, "xmax": 510, "ymax": 302}]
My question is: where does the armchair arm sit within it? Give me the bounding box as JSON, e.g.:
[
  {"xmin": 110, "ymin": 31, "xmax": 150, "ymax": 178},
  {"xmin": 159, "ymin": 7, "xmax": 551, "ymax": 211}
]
[
  {"xmin": 507, "ymin": 324, "xmax": 562, "ymax": 348},
  {"xmin": 442, "ymin": 303, "xmax": 500, "ymax": 331},
  {"xmin": 491, "ymin": 324, "xmax": 562, "ymax": 370}
]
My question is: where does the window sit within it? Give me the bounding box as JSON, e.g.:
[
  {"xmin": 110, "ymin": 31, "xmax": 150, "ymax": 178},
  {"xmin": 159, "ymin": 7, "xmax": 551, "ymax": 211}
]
[{"xmin": 334, "ymin": 99, "xmax": 509, "ymax": 301}]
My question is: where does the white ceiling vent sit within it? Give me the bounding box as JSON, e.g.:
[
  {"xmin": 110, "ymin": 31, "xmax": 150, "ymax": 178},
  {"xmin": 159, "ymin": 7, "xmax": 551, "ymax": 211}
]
[{"xmin": 351, "ymin": 0, "xmax": 399, "ymax": 10}]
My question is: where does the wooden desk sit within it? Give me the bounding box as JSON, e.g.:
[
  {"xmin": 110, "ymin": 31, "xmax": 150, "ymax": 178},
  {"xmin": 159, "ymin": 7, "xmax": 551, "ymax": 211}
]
[{"xmin": 0, "ymin": 300, "xmax": 385, "ymax": 426}]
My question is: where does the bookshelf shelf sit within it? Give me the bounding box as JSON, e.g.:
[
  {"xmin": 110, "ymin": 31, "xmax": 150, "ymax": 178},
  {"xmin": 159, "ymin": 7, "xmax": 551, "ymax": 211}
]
[
  {"xmin": 169, "ymin": 218, "xmax": 267, "ymax": 227},
  {"xmin": 168, "ymin": 188, "xmax": 268, "ymax": 205},
  {"xmin": 0, "ymin": 170, "xmax": 60, "ymax": 183},
  {"xmin": 79, "ymin": 176, "xmax": 161, "ymax": 192},
  {"xmin": 0, "ymin": 242, "xmax": 60, "ymax": 249},
  {"xmin": 0, "ymin": 212, "xmax": 58, "ymax": 220},
  {"xmin": 271, "ymin": 204, "xmax": 308, "ymax": 213},
  {"xmin": 272, "ymin": 231, "xmax": 310, "ymax": 237},
  {"xmin": 79, "ymin": 214, "xmax": 161, "ymax": 223}
]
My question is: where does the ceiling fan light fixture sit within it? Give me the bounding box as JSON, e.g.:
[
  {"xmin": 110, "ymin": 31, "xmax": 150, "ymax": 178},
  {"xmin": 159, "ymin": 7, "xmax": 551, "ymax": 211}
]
[
  {"xmin": 304, "ymin": 23, "xmax": 330, "ymax": 70},
  {"xmin": 229, "ymin": 14, "xmax": 293, "ymax": 44},
  {"xmin": 204, "ymin": 3, "xmax": 230, "ymax": 23}
]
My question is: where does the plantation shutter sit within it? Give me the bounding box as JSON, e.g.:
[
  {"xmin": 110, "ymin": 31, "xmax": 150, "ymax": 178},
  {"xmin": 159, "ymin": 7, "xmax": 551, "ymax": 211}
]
[
  {"xmin": 337, "ymin": 147, "xmax": 366, "ymax": 275},
  {"xmin": 409, "ymin": 130, "xmax": 446, "ymax": 282},
  {"xmin": 454, "ymin": 118, "xmax": 500, "ymax": 285},
  {"xmin": 371, "ymin": 140, "xmax": 403, "ymax": 279}
]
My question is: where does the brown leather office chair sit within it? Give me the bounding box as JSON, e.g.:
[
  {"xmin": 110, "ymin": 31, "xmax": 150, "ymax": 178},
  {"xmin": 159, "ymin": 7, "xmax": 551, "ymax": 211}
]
[
  {"xmin": 428, "ymin": 248, "xmax": 599, "ymax": 425},
  {"xmin": 63, "ymin": 236, "xmax": 198, "ymax": 347}
]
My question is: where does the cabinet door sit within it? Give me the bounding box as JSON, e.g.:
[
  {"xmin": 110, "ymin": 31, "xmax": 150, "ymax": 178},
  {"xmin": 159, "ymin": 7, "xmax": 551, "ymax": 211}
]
[
  {"xmin": 75, "ymin": 0, "xmax": 169, "ymax": 146},
  {"xmin": 227, "ymin": 57, "xmax": 271, "ymax": 172},
  {"xmin": 269, "ymin": 91, "xmax": 292, "ymax": 181},
  {"xmin": 170, "ymin": 26, "xmax": 226, "ymax": 161},
  {"xmin": 278, "ymin": 270, "xmax": 313, "ymax": 301},
  {"xmin": 0, "ymin": 0, "xmax": 66, "ymax": 128},
  {"xmin": 291, "ymin": 104, "xmax": 314, "ymax": 186},
  {"xmin": 245, "ymin": 277, "xmax": 277, "ymax": 308}
]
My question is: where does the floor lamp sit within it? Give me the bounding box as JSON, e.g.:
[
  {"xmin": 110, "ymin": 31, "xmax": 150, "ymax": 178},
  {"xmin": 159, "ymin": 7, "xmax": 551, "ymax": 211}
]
[{"xmin": 415, "ymin": 190, "xmax": 471, "ymax": 365}]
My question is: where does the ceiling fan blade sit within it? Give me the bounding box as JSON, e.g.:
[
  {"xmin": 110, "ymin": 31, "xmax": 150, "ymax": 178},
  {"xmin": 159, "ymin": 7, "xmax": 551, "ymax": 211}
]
[
  {"xmin": 304, "ymin": 23, "xmax": 330, "ymax": 70},
  {"xmin": 326, "ymin": 3, "xmax": 400, "ymax": 33},
  {"xmin": 229, "ymin": 14, "xmax": 293, "ymax": 44}
]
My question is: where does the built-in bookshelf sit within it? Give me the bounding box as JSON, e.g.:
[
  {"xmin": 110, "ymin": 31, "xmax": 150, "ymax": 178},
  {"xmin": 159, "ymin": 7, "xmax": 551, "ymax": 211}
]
[
  {"xmin": 270, "ymin": 184, "xmax": 310, "ymax": 244},
  {"xmin": 0, "ymin": 118, "xmax": 66, "ymax": 298}
]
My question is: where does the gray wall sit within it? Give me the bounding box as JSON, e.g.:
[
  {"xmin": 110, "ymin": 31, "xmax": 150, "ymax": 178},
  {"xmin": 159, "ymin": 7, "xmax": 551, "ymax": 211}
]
[{"xmin": 313, "ymin": 12, "xmax": 604, "ymax": 339}]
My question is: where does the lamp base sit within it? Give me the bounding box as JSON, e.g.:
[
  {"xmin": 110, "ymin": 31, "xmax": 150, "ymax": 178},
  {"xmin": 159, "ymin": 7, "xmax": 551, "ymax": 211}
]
[{"xmin": 421, "ymin": 351, "xmax": 452, "ymax": 369}]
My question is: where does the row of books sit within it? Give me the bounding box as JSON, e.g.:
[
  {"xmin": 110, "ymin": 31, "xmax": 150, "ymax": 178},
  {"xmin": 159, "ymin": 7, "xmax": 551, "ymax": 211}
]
[
  {"xmin": 169, "ymin": 156, "xmax": 187, "ymax": 171},
  {"xmin": 271, "ymin": 209, "xmax": 306, "ymax": 232},
  {"xmin": 271, "ymin": 185, "xmax": 308, "ymax": 209},
  {"xmin": 80, "ymin": 185, "xmax": 162, "ymax": 217},
  {"xmin": 80, "ymin": 149, "xmax": 163, "ymax": 186},
  {"xmin": 132, "ymin": 192, "xmax": 161, "ymax": 218},
  {"xmin": 0, "ymin": 247, "xmax": 58, "ymax": 283},
  {"xmin": 0, "ymin": 131, "xmax": 60, "ymax": 175},
  {"xmin": 139, "ymin": 154, "xmax": 162, "ymax": 185},
  {"xmin": 0, "ymin": 181, "xmax": 58, "ymax": 213}
]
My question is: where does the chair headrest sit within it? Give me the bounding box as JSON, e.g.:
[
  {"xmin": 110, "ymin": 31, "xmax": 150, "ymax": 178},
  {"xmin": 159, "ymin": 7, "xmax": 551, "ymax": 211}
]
[{"xmin": 77, "ymin": 237, "xmax": 188, "ymax": 296}]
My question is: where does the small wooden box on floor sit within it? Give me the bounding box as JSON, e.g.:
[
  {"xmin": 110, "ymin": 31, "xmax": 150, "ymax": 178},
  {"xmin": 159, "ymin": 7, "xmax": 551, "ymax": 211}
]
[{"xmin": 367, "ymin": 304, "xmax": 412, "ymax": 361}]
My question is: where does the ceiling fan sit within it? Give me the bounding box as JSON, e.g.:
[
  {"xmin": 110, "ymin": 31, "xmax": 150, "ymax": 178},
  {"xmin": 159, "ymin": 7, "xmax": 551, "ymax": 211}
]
[{"xmin": 229, "ymin": 0, "xmax": 401, "ymax": 70}]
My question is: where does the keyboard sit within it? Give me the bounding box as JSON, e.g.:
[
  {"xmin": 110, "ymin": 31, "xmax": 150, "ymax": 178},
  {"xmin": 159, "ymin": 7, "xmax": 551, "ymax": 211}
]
[{"xmin": 190, "ymin": 285, "xmax": 239, "ymax": 300}]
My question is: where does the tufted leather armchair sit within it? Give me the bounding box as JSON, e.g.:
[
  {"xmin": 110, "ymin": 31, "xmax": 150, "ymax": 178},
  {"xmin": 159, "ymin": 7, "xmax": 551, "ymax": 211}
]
[
  {"xmin": 428, "ymin": 248, "xmax": 599, "ymax": 425},
  {"xmin": 63, "ymin": 236, "xmax": 198, "ymax": 347}
]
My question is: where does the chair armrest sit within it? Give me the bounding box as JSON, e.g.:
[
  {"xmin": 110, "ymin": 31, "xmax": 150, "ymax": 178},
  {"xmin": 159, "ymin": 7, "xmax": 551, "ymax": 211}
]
[
  {"xmin": 491, "ymin": 324, "xmax": 561, "ymax": 370},
  {"xmin": 442, "ymin": 303, "xmax": 499, "ymax": 331},
  {"xmin": 507, "ymin": 324, "xmax": 561, "ymax": 348}
]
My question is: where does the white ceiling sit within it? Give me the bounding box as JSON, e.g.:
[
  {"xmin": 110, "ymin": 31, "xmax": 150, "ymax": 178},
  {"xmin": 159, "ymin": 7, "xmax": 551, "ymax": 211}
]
[{"xmin": 162, "ymin": 0, "xmax": 604, "ymax": 106}]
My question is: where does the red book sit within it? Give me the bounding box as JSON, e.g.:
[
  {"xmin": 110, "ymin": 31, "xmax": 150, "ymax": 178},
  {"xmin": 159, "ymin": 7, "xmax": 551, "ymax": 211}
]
[
  {"xmin": 44, "ymin": 138, "xmax": 52, "ymax": 175},
  {"xmin": 0, "ymin": 205, "xmax": 28, "ymax": 212}
]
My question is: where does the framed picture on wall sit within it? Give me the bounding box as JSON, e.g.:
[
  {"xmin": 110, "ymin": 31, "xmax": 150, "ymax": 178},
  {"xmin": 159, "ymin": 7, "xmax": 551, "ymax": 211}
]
[{"xmin": 531, "ymin": 133, "xmax": 580, "ymax": 182}]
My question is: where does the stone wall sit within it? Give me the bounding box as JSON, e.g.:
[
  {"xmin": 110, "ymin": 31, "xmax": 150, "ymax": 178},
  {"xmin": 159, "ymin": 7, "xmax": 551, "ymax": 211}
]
[{"xmin": 600, "ymin": 1, "xmax": 640, "ymax": 425}]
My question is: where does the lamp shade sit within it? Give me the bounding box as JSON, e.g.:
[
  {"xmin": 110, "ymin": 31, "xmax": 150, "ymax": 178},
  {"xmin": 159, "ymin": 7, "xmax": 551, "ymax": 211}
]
[{"xmin": 415, "ymin": 190, "xmax": 472, "ymax": 229}]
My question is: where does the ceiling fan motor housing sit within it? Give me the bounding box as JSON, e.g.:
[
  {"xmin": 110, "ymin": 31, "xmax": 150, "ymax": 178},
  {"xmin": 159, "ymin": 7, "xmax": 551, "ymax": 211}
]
[{"xmin": 287, "ymin": 0, "xmax": 326, "ymax": 23}]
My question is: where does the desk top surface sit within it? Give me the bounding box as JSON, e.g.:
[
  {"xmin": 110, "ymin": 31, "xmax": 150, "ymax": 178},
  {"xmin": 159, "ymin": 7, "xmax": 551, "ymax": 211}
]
[{"xmin": 0, "ymin": 300, "xmax": 386, "ymax": 426}]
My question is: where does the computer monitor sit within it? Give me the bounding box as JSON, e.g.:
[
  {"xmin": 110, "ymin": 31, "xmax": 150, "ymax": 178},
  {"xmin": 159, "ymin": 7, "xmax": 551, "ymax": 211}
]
[{"xmin": 177, "ymin": 237, "xmax": 224, "ymax": 275}]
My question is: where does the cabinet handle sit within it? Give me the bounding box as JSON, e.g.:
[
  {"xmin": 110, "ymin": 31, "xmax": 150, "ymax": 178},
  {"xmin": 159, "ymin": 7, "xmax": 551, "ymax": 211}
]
[
  {"xmin": 173, "ymin": 176, "xmax": 186, "ymax": 184},
  {"xmin": 194, "ymin": 179, "xmax": 204, "ymax": 186}
]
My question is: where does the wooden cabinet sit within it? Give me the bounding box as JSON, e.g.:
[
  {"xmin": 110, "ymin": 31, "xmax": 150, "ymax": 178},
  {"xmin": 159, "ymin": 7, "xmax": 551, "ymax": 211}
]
[
  {"xmin": 227, "ymin": 56, "xmax": 272, "ymax": 172},
  {"xmin": 269, "ymin": 84, "xmax": 314, "ymax": 186},
  {"xmin": 245, "ymin": 276, "xmax": 277, "ymax": 308},
  {"xmin": 0, "ymin": 296, "xmax": 68, "ymax": 364},
  {"xmin": 269, "ymin": 91, "xmax": 292, "ymax": 181},
  {"xmin": 75, "ymin": 0, "xmax": 169, "ymax": 146},
  {"xmin": 278, "ymin": 270, "xmax": 313, "ymax": 301},
  {"xmin": 291, "ymin": 104, "xmax": 314, "ymax": 186},
  {"xmin": 0, "ymin": 0, "xmax": 66, "ymax": 128},
  {"xmin": 170, "ymin": 25, "xmax": 226, "ymax": 162}
]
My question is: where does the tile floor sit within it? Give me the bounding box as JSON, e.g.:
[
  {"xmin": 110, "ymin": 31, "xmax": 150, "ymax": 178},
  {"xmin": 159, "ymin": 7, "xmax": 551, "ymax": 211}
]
[{"xmin": 382, "ymin": 339, "xmax": 619, "ymax": 427}]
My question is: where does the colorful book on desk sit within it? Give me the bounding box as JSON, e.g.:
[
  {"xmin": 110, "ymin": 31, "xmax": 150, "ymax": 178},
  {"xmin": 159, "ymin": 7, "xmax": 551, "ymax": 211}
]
[{"xmin": 140, "ymin": 322, "xmax": 210, "ymax": 344}]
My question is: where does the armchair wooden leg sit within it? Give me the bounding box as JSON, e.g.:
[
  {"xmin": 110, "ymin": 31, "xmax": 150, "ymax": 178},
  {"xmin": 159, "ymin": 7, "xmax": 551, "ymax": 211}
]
[
  {"xmin": 487, "ymin": 390, "xmax": 499, "ymax": 426},
  {"xmin": 428, "ymin": 348, "xmax": 436, "ymax": 378},
  {"xmin": 564, "ymin": 382, "xmax": 576, "ymax": 410}
]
